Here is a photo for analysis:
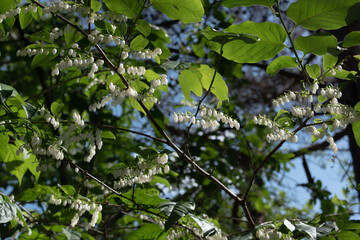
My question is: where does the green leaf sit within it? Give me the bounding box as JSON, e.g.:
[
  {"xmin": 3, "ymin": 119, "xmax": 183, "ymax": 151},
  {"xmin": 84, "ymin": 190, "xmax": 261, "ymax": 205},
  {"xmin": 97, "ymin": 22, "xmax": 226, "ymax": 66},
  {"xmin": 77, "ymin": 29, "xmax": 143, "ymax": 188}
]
[
  {"xmin": 284, "ymin": 219, "xmax": 295, "ymax": 232},
  {"xmin": 95, "ymin": 20, "xmax": 115, "ymax": 34},
  {"xmin": 352, "ymin": 120, "xmax": 360, "ymax": 147},
  {"xmin": 295, "ymin": 222, "xmax": 316, "ymax": 240},
  {"xmin": 306, "ymin": 64, "xmax": 321, "ymax": 79},
  {"xmin": 324, "ymin": 69, "xmax": 357, "ymax": 80},
  {"xmin": 123, "ymin": 188, "xmax": 166, "ymax": 206},
  {"xmin": 151, "ymin": 0, "xmax": 204, "ymax": 24},
  {"xmin": 59, "ymin": 185, "xmax": 76, "ymax": 196},
  {"xmin": 101, "ymin": 130, "xmax": 116, "ymax": 140},
  {"xmin": 0, "ymin": 196, "xmax": 17, "ymax": 223},
  {"xmin": 337, "ymin": 231, "xmax": 360, "ymax": 240},
  {"xmin": 19, "ymin": 7, "xmax": 33, "ymax": 29},
  {"xmin": 294, "ymin": 32, "xmax": 337, "ymax": 56},
  {"xmin": 160, "ymin": 61, "xmax": 191, "ymax": 72},
  {"xmin": 342, "ymin": 31, "xmax": 360, "ymax": 48},
  {"xmin": 151, "ymin": 176, "xmax": 171, "ymax": 190},
  {"xmin": 31, "ymin": 45, "xmax": 59, "ymax": 69},
  {"xmin": 24, "ymin": 102, "xmax": 37, "ymax": 119},
  {"xmin": 127, "ymin": 223, "xmax": 166, "ymax": 240},
  {"xmin": 179, "ymin": 69, "xmax": 203, "ymax": 100},
  {"xmin": 222, "ymin": 0, "xmax": 275, "ymax": 7},
  {"xmin": 64, "ymin": 25, "xmax": 83, "ymax": 46},
  {"xmin": 189, "ymin": 214, "xmax": 217, "ymax": 238},
  {"xmin": 130, "ymin": 35, "xmax": 149, "ymax": 51},
  {"xmin": 209, "ymin": 22, "xmax": 286, "ymax": 63},
  {"xmin": 287, "ymin": 0, "xmax": 360, "ymax": 30},
  {"xmin": 318, "ymin": 95, "xmax": 327, "ymax": 103},
  {"xmin": 198, "ymin": 64, "xmax": 228, "ymax": 101},
  {"xmin": 267, "ymin": 56, "xmax": 298, "ymax": 76},
  {"xmin": 51, "ymin": 102, "xmax": 63, "ymax": 116},
  {"xmin": 91, "ymin": 0, "xmax": 101, "ymax": 12},
  {"xmin": 0, "ymin": 83, "xmax": 26, "ymax": 106},
  {"xmin": 102, "ymin": 0, "xmax": 143, "ymax": 19},
  {"xmin": 164, "ymin": 202, "xmax": 195, "ymax": 231},
  {"xmin": 274, "ymin": 109, "xmax": 289, "ymax": 121},
  {"xmin": 323, "ymin": 53, "xmax": 338, "ymax": 71},
  {"xmin": 0, "ymin": 89, "xmax": 13, "ymax": 103},
  {"xmin": 158, "ymin": 201, "xmax": 176, "ymax": 216},
  {"xmin": 136, "ymin": 19, "xmax": 151, "ymax": 37},
  {"xmin": 63, "ymin": 227, "xmax": 81, "ymax": 240}
]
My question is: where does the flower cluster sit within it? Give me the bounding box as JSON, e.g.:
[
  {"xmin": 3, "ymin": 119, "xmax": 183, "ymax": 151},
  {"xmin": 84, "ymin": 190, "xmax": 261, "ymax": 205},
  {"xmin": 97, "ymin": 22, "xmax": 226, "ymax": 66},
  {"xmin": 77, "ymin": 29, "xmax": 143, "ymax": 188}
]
[
  {"xmin": 0, "ymin": 7, "xmax": 21, "ymax": 23},
  {"xmin": 113, "ymin": 154, "xmax": 170, "ymax": 189},
  {"xmin": 174, "ymin": 108, "xmax": 240, "ymax": 131},
  {"xmin": 132, "ymin": 48, "xmax": 163, "ymax": 60},
  {"xmin": 44, "ymin": 112, "xmax": 60, "ymax": 130},
  {"xmin": 253, "ymin": 115, "xmax": 298, "ymax": 143},
  {"xmin": 88, "ymin": 12, "xmax": 127, "ymax": 24},
  {"xmin": 256, "ymin": 228, "xmax": 293, "ymax": 240},
  {"xmin": 272, "ymin": 91, "xmax": 297, "ymax": 107},
  {"xmin": 49, "ymin": 195, "xmax": 102, "ymax": 229},
  {"xmin": 72, "ymin": 112, "xmax": 84, "ymax": 128}
]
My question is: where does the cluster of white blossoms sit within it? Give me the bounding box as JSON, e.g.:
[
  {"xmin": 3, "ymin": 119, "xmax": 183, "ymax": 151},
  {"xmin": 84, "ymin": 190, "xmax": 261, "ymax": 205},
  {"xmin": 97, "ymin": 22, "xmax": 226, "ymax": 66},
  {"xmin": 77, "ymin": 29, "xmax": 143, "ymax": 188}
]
[
  {"xmin": 254, "ymin": 115, "xmax": 298, "ymax": 143},
  {"xmin": 84, "ymin": 77, "xmax": 105, "ymax": 91},
  {"xmin": 132, "ymin": 48, "xmax": 163, "ymax": 60},
  {"xmin": 174, "ymin": 107, "xmax": 240, "ymax": 131},
  {"xmin": 17, "ymin": 43, "xmax": 79, "ymax": 58},
  {"xmin": 72, "ymin": 112, "xmax": 84, "ymax": 128},
  {"xmin": 255, "ymin": 81, "xmax": 360, "ymax": 154},
  {"xmin": 49, "ymin": 195, "xmax": 102, "ymax": 229},
  {"xmin": 256, "ymin": 228, "xmax": 293, "ymax": 240},
  {"xmin": 42, "ymin": 1, "xmax": 90, "ymax": 15},
  {"xmin": 49, "ymin": 27, "xmax": 63, "ymax": 41},
  {"xmin": 88, "ymin": 12, "xmax": 127, "ymax": 24},
  {"xmin": 113, "ymin": 154, "xmax": 170, "ymax": 189},
  {"xmin": 0, "ymin": 7, "xmax": 21, "ymax": 23},
  {"xmin": 88, "ymin": 29, "xmax": 117, "ymax": 45}
]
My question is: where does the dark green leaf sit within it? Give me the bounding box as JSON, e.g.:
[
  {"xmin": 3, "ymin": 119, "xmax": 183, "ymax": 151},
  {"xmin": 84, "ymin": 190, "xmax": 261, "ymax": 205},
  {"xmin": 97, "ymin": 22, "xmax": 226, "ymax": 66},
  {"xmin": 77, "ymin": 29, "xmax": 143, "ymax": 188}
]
[
  {"xmin": 267, "ymin": 56, "xmax": 298, "ymax": 76},
  {"xmin": 222, "ymin": 0, "xmax": 275, "ymax": 7},
  {"xmin": 31, "ymin": 45, "xmax": 59, "ymax": 69},
  {"xmin": 287, "ymin": 0, "xmax": 360, "ymax": 30},
  {"xmin": 102, "ymin": 0, "xmax": 143, "ymax": 19},
  {"xmin": 151, "ymin": 0, "xmax": 204, "ymax": 24},
  {"xmin": 0, "ymin": 90, "xmax": 13, "ymax": 103},
  {"xmin": 342, "ymin": 31, "xmax": 360, "ymax": 47},
  {"xmin": 158, "ymin": 201, "xmax": 176, "ymax": 216},
  {"xmin": 95, "ymin": 20, "xmax": 115, "ymax": 34},
  {"xmin": 189, "ymin": 214, "xmax": 217, "ymax": 238},
  {"xmin": 295, "ymin": 222, "xmax": 316, "ymax": 240},
  {"xmin": 127, "ymin": 223, "xmax": 166, "ymax": 240},
  {"xmin": 294, "ymin": 32, "xmax": 337, "ymax": 55},
  {"xmin": 64, "ymin": 25, "xmax": 83, "ymax": 46},
  {"xmin": 63, "ymin": 227, "xmax": 81, "ymax": 240},
  {"xmin": 0, "ymin": 196, "xmax": 17, "ymax": 223},
  {"xmin": 164, "ymin": 202, "xmax": 195, "ymax": 231},
  {"xmin": 130, "ymin": 35, "xmax": 149, "ymax": 51},
  {"xmin": 306, "ymin": 64, "xmax": 321, "ymax": 79},
  {"xmin": 24, "ymin": 103, "xmax": 37, "ymax": 119}
]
